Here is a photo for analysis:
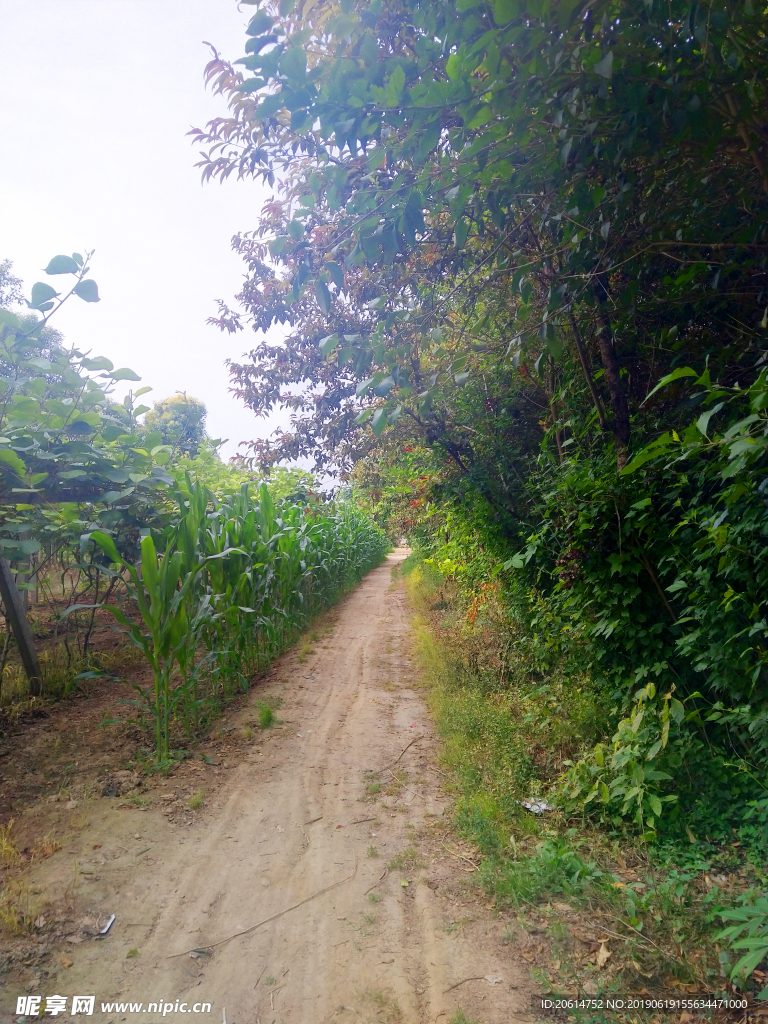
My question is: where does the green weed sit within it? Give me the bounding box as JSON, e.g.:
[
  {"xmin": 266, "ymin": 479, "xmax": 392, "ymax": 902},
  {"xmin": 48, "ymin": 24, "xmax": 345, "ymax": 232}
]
[
  {"xmin": 187, "ymin": 789, "xmax": 206, "ymax": 810},
  {"xmin": 387, "ymin": 846, "xmax": 424, "ymax": 872},
  {"xmin": 448, "ymin": 1010, "xmax": 477, "ymax": 1024}
]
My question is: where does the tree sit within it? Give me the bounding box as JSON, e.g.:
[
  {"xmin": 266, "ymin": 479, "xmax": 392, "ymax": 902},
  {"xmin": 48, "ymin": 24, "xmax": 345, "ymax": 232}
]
[
  {"xmin": 0, "ymin": 254, "xmax": 176, "ymax": 687},
  {"xmin": 143, "ymin": 393, "xmax": 208, "ymax": 456},
  {"xmin": 0, "ymin": 259, "xmax": 24, "ymax": 309},
  {"xmin": 196, "ymin": 0, "xmax": 767, "ymax": 473}
]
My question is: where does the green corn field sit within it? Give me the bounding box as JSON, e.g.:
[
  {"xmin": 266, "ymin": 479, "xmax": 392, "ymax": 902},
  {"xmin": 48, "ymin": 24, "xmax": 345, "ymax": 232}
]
[{"xmin": 91, "ymin": 478, "xmax": 389, "ymax": 764}]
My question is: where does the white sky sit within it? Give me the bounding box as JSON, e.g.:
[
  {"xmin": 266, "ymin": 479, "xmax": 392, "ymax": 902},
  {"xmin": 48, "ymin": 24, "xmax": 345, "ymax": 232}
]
[{"xmin": 0, "ymin": 0, "xmax": 288, "ymax": 461}]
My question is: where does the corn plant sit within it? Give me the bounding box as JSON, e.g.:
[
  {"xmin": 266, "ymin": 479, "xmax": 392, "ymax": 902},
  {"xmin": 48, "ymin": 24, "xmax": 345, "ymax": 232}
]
[
  {"xmin": 90, "ymin": 531, "xmax": 223, "ymax": 763},
  {"xmin": 89, "ymin": 481, "xmax": 388, "ymax": 761}
]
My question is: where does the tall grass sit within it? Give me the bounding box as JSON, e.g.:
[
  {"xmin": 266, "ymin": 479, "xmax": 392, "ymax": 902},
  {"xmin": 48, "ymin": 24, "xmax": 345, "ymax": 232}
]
[{"xmin": 92, "ymin": 479, "xmax": 388, "ymax": 763}]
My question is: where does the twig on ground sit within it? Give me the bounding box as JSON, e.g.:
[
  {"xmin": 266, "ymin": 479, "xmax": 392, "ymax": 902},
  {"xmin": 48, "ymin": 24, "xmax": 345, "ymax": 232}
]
[
  {"xmin": 601, "ymin": 912, "xmax": 664, "ymax": 953},
  {"xmin": 364, "ymin": 866, "xmax": 388, "ymax": 895},
  {"xmin": 441, "ymin": 842, "xmax": 479, "ymax": 872},
  {"xmin": 269, "ymin": 986, "xmax": 284, "ymax": 1011},
  {"xmin": 348, "ymin": 817, "xmax": 376, "ymax": 825},
  {"xmin": 304, "ymin": 815, "xmax": 323, "ymax": 825},
  {"xmin": 443, "ymin": 977, "xmax": 486, "ymax": 994},
  {"xmin": 383, "ymin": 735, "xmax": 424, "ymax": 771},
  {"xmin": 167, "ymin": 854, "xmax": 358, "ymax": 958}
]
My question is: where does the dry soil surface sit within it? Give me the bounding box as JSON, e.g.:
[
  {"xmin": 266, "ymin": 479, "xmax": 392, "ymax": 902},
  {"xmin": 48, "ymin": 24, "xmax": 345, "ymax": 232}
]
[{"xmin": 2, "ymin": 551, "xmax": 535, "ymax": 1024}]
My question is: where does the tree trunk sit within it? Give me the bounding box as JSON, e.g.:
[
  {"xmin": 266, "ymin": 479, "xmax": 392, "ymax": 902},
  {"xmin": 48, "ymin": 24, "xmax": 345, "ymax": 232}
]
[
  {"xmin": 0, "ymin": 558, "xmax": 42, "ymax": 695},
  {"xmin": 568, "ymin": 310, "xmax": 607, "ymax": 430},
  {"xmin": 594, "ymin": 279, "xmax": 631, "ymax": 469}
]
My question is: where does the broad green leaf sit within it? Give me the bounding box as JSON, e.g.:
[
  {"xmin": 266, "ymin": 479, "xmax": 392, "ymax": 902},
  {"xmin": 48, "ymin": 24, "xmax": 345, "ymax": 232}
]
[
  {"xmin": 319, "ymin": 333, "xmax": 339, "ymax": 356},
  {"xmin": 110, "ymin": 367, "xmax": 142, "ymax": 381},
  {"xmin": 367, "ymin": 146, "xmax": 386, "ymax": 170},
  {"xmin": 467, "ymin": 105, "xmax": 493, "ymax": 129},
  {"xmin": 326, "ymin": 262, "xmax": 344, "ymax": 289},
  {"xmin": 0, "ymin": 309, "xmax": 21, "ymax": 329},
  {"xmin": 385, "ymin": 65, "xmax": 405, "ymax": 106},
  {"xmin": 44, "ymin": 254, "xmax": 80, "ymax": 275},
  {"xmin": 246, "ymin": 11, "xmax": 273, "ymax": 35},
  {"xmin": 696, "ymin": 403, "xmax": 724, "ymax": 437},
  {"xmin": 82, "ymin": 356, "xmax": 114, "ymax": 371},
  {"xmin": 73, "ymin": 278, "xmax": 100, "ymax": 302},
  {"xmin": 370, "ymin": 408, "xmax": 388, "ymax": 436},
  {"xmin": 29, "ymin": 281, "xmax": 59, "ymax": 308},
  {"xmin": 269, "ymin": 236, "xmax": 289, "ymax": 257},
  {"xmin": 593, "ymin": 51, "xmax": 613, "ymax": 78},
  {"xmin": 280, "ymin": 46, "xmax": 307, "ymax": 80},
  {"xmin": 0, "ymin": 448, "xmax": 26, "ymax": 475},
  {"xmin": 315, "ymin": 279, "xmax": 332, "ymax": 315},
  {"xmin": 454, "ymin": 217, "xmax": 470, "ymax": 249},
  {"xmin": 446, "ymin": 53, "xmax": 462, "ymax": 80},
  {"xmin": 493, "ymin": 0, "xmax": 516, "ymax": 23},
  {"xmin": 643, "ymin": 367, "xmax": 698, "ymax": 404}
]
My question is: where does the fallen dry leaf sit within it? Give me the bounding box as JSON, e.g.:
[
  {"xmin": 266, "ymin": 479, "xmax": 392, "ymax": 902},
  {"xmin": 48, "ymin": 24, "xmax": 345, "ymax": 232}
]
[
  {"xmin": 596, "ymin": 940, "xmax": 611, "ymax": 968},
  {"xmin": 484, "ymin": 974, "xmax": 503, "ymax": 985},
  {"xmin": 522, "ymin": 950, "xmax": 535, "ymax": 963},
  {"xmin": 61, "ymin": 955, "xmax": 73, "ymax": 968}
]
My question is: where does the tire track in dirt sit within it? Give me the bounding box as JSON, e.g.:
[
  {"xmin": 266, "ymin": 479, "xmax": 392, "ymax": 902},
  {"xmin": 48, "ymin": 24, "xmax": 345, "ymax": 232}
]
[{"xmin": 4, "ymin": 551, "xmax": 534, "ymax": 1024}]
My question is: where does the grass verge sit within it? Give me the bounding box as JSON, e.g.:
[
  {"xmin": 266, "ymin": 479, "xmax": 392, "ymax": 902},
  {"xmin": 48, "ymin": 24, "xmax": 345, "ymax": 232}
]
[{"xmin": 403, "ymin": 557, "xmax": 767, "ymax": 1013}]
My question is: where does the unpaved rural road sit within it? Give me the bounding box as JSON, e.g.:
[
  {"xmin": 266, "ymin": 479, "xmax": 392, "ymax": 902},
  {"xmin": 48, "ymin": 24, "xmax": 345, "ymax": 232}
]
[{"xmin": 4, "ymin": 552, "xmax": 533, "ymax": 1024}]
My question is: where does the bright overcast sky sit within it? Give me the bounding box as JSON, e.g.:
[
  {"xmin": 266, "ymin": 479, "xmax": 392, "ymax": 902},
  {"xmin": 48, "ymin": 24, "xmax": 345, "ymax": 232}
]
[{"xmin": 0, "ymin": 0, "xmax": 285, "ymax": 461}]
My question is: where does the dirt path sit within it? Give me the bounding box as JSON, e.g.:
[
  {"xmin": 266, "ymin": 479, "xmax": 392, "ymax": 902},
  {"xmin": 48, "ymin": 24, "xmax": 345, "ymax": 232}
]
[{"xmin": 2, "ymin": 552, "xmax": 534, "ymax": 1024}]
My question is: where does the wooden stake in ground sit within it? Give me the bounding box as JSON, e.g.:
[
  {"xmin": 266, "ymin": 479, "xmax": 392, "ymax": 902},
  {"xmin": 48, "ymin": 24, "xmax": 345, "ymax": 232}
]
[{"xmin": 0, "ymin": 558, "xmax": 41, "ymax": 695}]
